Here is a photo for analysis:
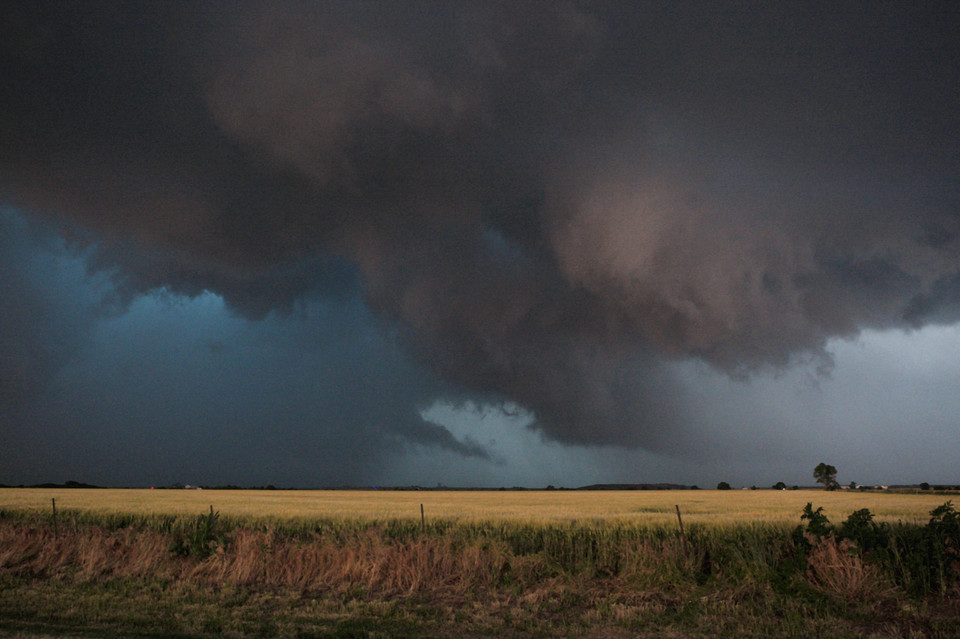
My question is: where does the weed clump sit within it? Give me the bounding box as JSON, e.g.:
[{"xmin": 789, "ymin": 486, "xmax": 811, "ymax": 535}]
[
  {"xmin": 795, "ymin": 500, "xmax": 960, "ymax": 598},
  {"xmin": 170, "ymin": 508, "xmax": 227, "ymax": 558}
]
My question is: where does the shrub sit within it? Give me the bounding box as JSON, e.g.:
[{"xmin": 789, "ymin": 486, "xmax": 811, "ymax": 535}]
[
  {"xmin": 170, "ymin": 508, "xmax": 226, "ymax": 558},
  {"xmin": 796, "ymin": 501, "xmax": 960, "ymax": 598},
  {"xmin": 799, "ymin": 503, "xmax": 831, "ymax": 538},
  {"xmin": 919, "ymin": 501, "xmax": 960, "ymax": 594},
  {"xmin": 839, "ymin": 508, "xmax": 889, "ymax": 554}
]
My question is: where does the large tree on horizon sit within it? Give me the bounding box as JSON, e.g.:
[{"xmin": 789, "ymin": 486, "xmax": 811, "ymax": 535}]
[{"xmin": 813, "ymin": 463, "xmax": 839, "ymax": 490}]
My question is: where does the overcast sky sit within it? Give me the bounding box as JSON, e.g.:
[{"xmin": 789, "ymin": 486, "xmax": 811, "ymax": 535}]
[{"xmin": 2, "ymin": 1, "xmax": 958, "ymax": 488}]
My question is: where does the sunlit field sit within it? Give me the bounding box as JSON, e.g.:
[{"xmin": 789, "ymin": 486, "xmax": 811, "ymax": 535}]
[
  {"xmin": 2, "ymin": 487, "xmax": 958, "ymax": 637},
  {"xmin": 0, "ymin": 487, "xmax": 946, "ymax": 527}
]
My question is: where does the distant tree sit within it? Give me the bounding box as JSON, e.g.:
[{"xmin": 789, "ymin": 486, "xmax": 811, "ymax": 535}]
[
  {"xmin": 716, "ymin": 481, "xmax": 731, "ymax": 490},
  {"xmin": 773, "ymin": 481, "xmax": 787, "ymax": 490},
  {"xmin": 813, "ymin": 463, "xmax": 839, "ymax": 490},
  {"xmin": 848, "ymin": 481, "xmax": 857, "ymax": 490},
  {"xmin": 920, "ymin": 482, "xmax": 930, "ymax": 491}
]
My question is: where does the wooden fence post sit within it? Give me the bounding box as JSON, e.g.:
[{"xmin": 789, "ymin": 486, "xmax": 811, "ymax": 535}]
[
  {"xmin": 675, "ymin": 504, "xmax": 687, "ymax": 554},
  {"xmin": 52, "ymin": 498, "xmax": 59, "ymax": 540},
  {"xmin": 420, "ymin": 503, "xmax": 425, "ymax": 533}
]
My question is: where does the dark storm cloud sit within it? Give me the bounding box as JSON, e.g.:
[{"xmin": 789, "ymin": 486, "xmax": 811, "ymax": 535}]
[
  {"xmin": 0, "ymin": 209, "xmax": 100, "ymax": 410},
  {"xmin": 0, "ymin": 208, "xmax": 488, "ymax": 486},
  {"xmin": 1, "ymin": 1, "xmax": 958, "ymax": 452}
]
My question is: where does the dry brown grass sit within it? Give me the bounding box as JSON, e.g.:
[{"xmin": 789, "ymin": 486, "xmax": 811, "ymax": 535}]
[
  {"xmin": 189, "ymin": 528, "xmax": 552, "ymax": 598},
  {"xmin": 804, "ymin": 534, "xmax": 896, "ymax": 603},
  {"xmin": 3, "ymin": 517, "xmax": 959, "ymax": 638},
  {"xmin": 0, "ymin": 520, "xmax": 559, "ymax": 601},
  {"xmin": 0, "ymin": 517, "xmax": 705, "ymax": 613},
  {"xmin": 0, "ymin": 520, "xmax": 179, "ymax": 582}
]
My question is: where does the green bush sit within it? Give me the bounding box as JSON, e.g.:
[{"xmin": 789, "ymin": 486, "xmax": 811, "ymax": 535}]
[
  {"xmin": 839, "ymin": 508, "xmax": 889, "ymax": 553},
  {"xmin": 799, "ymin": 502, "xmax": 831, "ymax": 538},
  {"xmin": 170, "ymin": 508, "xmax": 226, "ymax": 558},
  {"xmin": 796, "ymin": 501, "xmax": 960, "ymax": 597}
]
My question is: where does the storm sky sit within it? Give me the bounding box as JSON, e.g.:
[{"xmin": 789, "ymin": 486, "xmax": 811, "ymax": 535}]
[{"xmin": 2, "ymin": 1, "xmax": 958, "ymax": 488}]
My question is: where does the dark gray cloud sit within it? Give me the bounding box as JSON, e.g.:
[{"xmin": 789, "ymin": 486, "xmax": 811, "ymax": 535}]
[
  {"xmin": 0, "ymin": 209, "xmax": 101, "ymax": 410},
  {"xmin": 0, "ymin": 208, "xmax": 488, "ymax": 486},
  {"xmin": 1, "ymin": 1, "xmax": 958, "ymax": 465}
]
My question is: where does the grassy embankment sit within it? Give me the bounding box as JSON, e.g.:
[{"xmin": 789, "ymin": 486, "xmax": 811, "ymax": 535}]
[{"xmin": 1, "ymin": 488, "xmax": 958, "ymax": 638}]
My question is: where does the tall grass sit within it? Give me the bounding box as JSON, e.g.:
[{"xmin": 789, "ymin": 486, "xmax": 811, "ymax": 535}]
[
  {"xmin": 0, "ymin": 515, "xmax": 788, "ymax": 598},
  {"xmin": 2, "ymin": 491, "xmax": 956, "ymax": 603},
  {"xmin": 2, "ymin": 499, "xmax": 958, "ymax": 639}
]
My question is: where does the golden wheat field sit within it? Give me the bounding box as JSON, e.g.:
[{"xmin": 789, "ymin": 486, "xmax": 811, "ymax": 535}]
[{"xmin": 0, "ymin": 487, "xmax": 946, "ymax": 527}]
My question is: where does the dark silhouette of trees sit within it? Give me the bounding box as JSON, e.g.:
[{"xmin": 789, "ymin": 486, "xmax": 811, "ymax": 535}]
[{"xmin": 813, "ymin": 462, "xmax": 839, "ymax": 490}]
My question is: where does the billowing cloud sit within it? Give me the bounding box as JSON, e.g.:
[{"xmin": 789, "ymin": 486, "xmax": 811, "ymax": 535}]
[
  {"xmin": 0, "ymin": 209, "xmax": 102, "ymax": 410},
  {"xmin": 0, "ymin": 208, "xmax": 490, "ymax": 486},
  {"xmin": 1, "ymin": 1, "xmax": 958, "ymax": 459}
]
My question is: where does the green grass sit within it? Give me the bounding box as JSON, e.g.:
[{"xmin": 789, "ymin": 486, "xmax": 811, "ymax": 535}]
[{"xmin": 3, "ymin": 571, "xmax": 958, "ymax": 638}]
